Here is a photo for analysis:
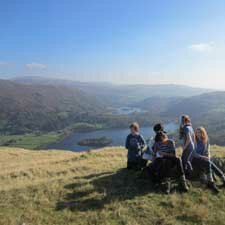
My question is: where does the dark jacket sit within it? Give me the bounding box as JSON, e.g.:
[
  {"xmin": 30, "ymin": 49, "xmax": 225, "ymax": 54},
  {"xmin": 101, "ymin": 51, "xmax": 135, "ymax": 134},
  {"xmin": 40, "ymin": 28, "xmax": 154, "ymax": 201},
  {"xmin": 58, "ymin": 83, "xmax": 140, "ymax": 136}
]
[{"xmin": 125, "ymin": 133, "xmax": 146, "ymax": 162}]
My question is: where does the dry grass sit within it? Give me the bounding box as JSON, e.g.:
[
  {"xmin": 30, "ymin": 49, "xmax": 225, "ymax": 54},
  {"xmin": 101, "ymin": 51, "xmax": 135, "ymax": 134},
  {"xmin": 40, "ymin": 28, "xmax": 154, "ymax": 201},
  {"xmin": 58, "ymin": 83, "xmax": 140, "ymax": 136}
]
[{"xmin": 0, "ymin": 146, "xmax": 225, "ymax": 225}]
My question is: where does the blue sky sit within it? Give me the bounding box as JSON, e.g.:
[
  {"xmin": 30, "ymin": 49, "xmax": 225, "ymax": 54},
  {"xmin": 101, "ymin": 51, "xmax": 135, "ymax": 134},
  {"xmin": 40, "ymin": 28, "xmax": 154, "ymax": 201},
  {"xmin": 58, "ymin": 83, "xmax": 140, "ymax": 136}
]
[{"xmin": 0, "ymin": 0, "xmax": 225, "ymax": 88}]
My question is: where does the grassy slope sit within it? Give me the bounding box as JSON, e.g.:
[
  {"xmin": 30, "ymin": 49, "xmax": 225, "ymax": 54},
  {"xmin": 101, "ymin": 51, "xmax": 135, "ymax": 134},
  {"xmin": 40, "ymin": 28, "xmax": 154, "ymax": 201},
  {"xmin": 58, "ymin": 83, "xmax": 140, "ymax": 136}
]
[
  {"xmin": 0, "ymin": 132, "xmax": 62, "ymax": 150},
  {"xmin": 0, "ymin": 146, "xmax": 225, "ymax": 225}
]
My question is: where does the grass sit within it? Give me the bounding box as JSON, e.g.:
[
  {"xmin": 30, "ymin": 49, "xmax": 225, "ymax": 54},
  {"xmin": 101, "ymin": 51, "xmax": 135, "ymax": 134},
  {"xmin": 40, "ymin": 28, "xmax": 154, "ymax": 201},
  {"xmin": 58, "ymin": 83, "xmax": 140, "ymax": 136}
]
[
  {"xmin": 0, "ymin": 122, "xmax": 103, "ymax": 150},
  {"xmin": 0, "ymin": 132, "xmax": 63, "ymax": 150},
  {"xmin": 0, "ymin": 145, "xmax": 225, "ymax": 225}
]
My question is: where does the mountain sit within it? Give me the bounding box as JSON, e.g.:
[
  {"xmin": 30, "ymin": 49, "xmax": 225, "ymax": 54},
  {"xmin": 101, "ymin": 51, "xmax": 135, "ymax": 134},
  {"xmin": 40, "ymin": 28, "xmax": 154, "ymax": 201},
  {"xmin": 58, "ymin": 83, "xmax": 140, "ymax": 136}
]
[
  {"xmin": 164, "ymin": 92, "xmax": 225, "ymax": 118},
  {"xmin": 131, "ymin": 96, "xmax": 183, "ymax": 114},
  {"xmin": 1, "ymin": 146, "xmax": 225, "ymax": 225},
  {"xmin": 12, "ymin": 76, "xmax": 213, "ymax": 106},
  {"xmin": 0, "ymin": 79, "xmax": 103, "ymax": 134}
]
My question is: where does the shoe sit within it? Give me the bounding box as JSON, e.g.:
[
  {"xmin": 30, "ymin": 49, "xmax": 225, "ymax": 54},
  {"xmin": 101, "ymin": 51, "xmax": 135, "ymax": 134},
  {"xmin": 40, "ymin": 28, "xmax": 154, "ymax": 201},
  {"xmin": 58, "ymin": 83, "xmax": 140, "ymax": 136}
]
[
  {"xmin": 165, "ymin": 179, "xmax": 171, "ymax": 194},
  {"xmin": 208, "ymin": 181, "xmax": 220, "ymax": 194},
  {"xmin": 179, "ymin": 175, "xmax": 189, "ymax": 192}
]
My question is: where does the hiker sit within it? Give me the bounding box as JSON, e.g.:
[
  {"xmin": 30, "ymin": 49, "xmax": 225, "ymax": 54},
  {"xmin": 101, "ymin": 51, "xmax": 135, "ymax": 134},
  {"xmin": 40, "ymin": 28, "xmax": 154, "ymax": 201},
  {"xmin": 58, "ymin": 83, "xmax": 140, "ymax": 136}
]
[
  {"xmin": 151, "ymin": 131, "xmax": 189, "ymax": 194},
  {"xmin": 180, "ymin": 116, "xmax": 221, "ymax": 193},
  {"xmin": 179, "ymin": 115, "xmax": 195, "ymax": 173},
  {"xmin": 145, "ymin": 123, "xmax": 171, "ymax": 183},
  {"xmin": 125, "ymin": 122, "xmax": 146, "ymax": 170},
  {"xmin": 192, "ymin": 127, "xmax": 225, "ymax": 192},
  {"xmin": 152, "ymin": 132, "xmax": 189, "ymax": 193}
]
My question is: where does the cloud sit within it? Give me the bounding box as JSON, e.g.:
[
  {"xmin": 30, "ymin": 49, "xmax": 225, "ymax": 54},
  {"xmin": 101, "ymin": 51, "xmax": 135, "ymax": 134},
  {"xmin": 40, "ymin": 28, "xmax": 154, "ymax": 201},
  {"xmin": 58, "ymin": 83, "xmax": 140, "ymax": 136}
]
[
  {"xmin": 0, "ymin": 61, "xmax": 9, "ymax": 67},
  {"xmin": 26, "ymin": 62, "xmax": 47, "ymax": 70},
  {"xmin": 189, "ymin": 42, "xmax": 214, "ymax": 52}
]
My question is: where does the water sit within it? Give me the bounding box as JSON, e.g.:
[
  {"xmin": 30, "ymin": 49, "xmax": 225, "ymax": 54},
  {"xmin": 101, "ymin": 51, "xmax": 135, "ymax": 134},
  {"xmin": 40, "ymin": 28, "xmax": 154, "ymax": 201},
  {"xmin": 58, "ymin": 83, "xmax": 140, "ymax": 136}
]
[
  {"xmin": 115, "ymin": 107, "xmax": 146, "ymax": 115},
  {"xmin": 48, "ymin": 122, "xmax": 177, "ymax": 152}
]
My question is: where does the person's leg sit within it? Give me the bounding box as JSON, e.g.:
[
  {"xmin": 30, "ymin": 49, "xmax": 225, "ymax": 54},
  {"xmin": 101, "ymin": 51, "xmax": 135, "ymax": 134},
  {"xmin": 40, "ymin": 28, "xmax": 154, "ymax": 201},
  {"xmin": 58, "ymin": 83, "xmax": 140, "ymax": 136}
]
[
  {"xmin": 210, "ymin": 161, "xmax": 225, "ymax": 184},
  {"xmin": 147, "ymin": 159, "xmax": 162, "ymax": 184},
  {"xmin": 127, "ymin": 161, "xmax": 138, "ymax": 170},
  {"xmin": 197, "ymin": 158, "xmax": 220, "ymax": 193},
  {"xmin": 160, "ymin": 159, "xmax": 172, "ymax": 194},
  {"xmin": 153, "ymin": 158, "xmax": 172, "ymax": 193},
  {"xmin": 171, "ymin": 157, "xmax": 189, "ymax": 192},
  {"xmin": 181, "ymin": 149, "xmax": 193, "ymax": 177}
]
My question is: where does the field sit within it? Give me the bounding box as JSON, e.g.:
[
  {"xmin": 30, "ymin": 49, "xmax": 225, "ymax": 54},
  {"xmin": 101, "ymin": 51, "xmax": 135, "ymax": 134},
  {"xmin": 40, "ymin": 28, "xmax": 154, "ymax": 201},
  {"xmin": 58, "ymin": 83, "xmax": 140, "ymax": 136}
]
[
  {"xmin": 0, "ymin": 123, "xmax": 103, "ymax": 149},
  {"xmin": 0, "ymin": 132, "xmax": 63, "ymax": 150},
  {"xmin": 0, "ymin": 146, "xmax": 225, "ymax": 225}
]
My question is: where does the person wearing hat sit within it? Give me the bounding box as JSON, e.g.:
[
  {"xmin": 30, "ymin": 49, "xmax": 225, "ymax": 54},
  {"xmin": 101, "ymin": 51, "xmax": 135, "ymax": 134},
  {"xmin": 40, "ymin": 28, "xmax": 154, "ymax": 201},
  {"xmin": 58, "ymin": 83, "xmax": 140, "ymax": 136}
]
[
  {"xmin": 153, "ymin": 123, "xmax": 167, "ymax": 134},
  {"xmin": 152, "ymin": 131, "xmax": 189, "ymax": 194}
]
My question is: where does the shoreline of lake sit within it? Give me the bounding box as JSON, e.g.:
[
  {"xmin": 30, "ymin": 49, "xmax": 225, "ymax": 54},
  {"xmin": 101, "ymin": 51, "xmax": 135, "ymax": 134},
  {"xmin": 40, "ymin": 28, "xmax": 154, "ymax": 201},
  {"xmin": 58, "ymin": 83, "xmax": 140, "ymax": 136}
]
[{"xmin": 47, "ymin": 122, "xmax": 178, "ymax": 152}]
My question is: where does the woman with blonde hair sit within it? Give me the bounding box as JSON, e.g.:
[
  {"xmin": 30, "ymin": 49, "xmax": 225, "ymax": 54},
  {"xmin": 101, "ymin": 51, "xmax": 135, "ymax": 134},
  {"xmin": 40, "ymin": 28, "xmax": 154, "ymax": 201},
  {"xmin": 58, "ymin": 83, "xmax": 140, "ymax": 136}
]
[{"xmin": 193, "ymin": 127, "xmax": 225, "ymax": 191}]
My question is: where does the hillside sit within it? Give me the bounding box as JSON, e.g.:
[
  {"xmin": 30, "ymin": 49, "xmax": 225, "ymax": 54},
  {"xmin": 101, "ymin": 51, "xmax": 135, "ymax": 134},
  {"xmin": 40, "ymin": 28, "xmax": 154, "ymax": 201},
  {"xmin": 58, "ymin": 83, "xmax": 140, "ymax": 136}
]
[
  {"xmin": 131, "ymin": 96, "xmax": 183, "ymax": 114},
  {"xmin": 12, "ymin": 76, "xmax": 213, "ymax": 105},
  {"xmin": 164, "ymin": 92, "xmax": 225, "ymax": 145},
  {"xmin": 0, "ymin": 79, "xmax": 103, "ymax": 134},
  {"xmin": 1, "ymin": 146, "xmax": 225, "ymax": 225}
]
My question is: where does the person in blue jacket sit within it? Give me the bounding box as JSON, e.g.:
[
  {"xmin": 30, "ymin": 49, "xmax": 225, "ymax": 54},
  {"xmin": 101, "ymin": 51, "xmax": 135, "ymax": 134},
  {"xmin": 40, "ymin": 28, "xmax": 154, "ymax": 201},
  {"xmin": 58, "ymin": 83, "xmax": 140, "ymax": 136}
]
[{"xmin": 125, "ymin": 122, "xmax": 146, "ymax": 170}]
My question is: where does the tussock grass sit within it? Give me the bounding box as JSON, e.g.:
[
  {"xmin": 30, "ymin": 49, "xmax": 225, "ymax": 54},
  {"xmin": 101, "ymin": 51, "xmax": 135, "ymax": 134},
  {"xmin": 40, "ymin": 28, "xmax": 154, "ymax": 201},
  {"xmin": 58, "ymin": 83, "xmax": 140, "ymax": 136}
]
[{"xmin": 0, "ymin": 146, "xmax": 225, "ymax": 225}]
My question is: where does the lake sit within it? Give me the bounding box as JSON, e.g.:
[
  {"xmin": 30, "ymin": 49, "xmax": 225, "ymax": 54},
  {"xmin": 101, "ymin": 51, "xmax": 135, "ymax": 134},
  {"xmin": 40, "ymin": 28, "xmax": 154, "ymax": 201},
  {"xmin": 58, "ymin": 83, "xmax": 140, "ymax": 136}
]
[
  {"xmin": 114, "ymin": 107, "xmax": 147, "ymax": 115},
  {"xmin": 48, "ymin": 122, "xmax": 177, "ymax": 152}
]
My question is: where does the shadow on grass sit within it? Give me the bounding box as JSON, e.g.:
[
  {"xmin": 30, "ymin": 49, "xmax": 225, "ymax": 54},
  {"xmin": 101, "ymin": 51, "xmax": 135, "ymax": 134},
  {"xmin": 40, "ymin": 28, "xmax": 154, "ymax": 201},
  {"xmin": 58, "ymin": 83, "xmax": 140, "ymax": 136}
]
[{"xmin": 56, "ymin": 168, "xmax": 155, "ymax": 212}]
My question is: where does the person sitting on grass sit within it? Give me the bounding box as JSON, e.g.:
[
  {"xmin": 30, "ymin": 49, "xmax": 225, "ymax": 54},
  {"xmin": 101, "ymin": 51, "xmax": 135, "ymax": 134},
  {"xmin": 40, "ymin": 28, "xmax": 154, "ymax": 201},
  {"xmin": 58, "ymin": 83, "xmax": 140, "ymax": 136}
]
[
  {"xmin": 191, "ymin": 127, "xmax": 225, "ymax": 193},
  {"xmin": 152, "ymin": 131, "xmax": 189, "ymax": 194},
  {"xmin": 125, "ymin": 122, "xmax": 146, "ymax": 170}
]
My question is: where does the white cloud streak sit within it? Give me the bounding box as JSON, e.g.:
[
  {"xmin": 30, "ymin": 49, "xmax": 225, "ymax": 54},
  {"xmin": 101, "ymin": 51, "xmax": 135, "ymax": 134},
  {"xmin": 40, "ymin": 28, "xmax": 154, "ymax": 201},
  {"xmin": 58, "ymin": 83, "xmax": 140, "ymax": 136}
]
[
  {"xmin": 189, "ymin": 42, "xmax": 214, "ymax": 52},
  {"xmin": 26, "ymin": 62, "xmax": 47, "ymax": 70}
]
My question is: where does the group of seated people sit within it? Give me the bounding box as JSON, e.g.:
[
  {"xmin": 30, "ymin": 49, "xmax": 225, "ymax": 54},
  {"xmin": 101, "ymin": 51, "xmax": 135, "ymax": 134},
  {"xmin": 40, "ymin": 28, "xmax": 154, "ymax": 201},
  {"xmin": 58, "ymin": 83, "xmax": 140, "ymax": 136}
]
[{"xmin": 125, "ymin": 115, "xmax": 225, "ymax": 194}]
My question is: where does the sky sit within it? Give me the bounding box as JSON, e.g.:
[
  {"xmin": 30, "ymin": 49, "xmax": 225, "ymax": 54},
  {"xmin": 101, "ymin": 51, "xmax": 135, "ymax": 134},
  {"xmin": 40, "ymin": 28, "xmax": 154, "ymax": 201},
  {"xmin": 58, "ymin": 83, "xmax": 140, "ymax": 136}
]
[{"xmin": 0, "ymin": 0, "xmax": 225, "ymax": 89}]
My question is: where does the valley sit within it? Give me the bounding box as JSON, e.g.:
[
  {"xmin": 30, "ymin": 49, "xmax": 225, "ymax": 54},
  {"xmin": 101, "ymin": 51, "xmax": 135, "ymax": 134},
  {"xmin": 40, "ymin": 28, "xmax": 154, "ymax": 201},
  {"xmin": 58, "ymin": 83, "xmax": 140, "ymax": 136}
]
[{"xmin": 0, "ymin": 77, "xmax": 225, "ymax": 149}]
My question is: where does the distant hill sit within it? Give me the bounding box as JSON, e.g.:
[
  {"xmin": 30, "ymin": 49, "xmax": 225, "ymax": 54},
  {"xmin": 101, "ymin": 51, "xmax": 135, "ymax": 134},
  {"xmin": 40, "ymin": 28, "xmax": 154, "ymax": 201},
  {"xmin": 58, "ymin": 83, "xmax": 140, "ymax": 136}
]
[
  {"xmin": 0, "ymin": 79, "xmax": 103, "ymax": 134},
  {"xmin": 12, "ymin": 76, "xmax": 213, "ymax": 106},
  {"xmin": 164, "ymin": 92, "xmax": 225, "ymax": 118},
  {"xmin": 163, "ymin": 92, "xmax": 225, "ymax": 145},
  {"xmin": 131, "ymin": 96, "xmax": 183, "ymax": 114}
]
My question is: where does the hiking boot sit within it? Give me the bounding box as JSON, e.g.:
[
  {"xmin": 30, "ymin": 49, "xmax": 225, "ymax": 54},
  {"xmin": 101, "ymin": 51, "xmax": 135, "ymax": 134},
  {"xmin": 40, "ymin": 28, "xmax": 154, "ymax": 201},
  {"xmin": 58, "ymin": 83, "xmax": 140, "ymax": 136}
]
[
  {"xmin": 208, "ymin": 181, "xmax": 220, "ymax": 194},
  {"xmin": 165, "ymin": 179, "xmax": 171, "ymax": 194},
  {"xmin": 179, "ymin": 176, "xmax": 189, "ymax": 192}
]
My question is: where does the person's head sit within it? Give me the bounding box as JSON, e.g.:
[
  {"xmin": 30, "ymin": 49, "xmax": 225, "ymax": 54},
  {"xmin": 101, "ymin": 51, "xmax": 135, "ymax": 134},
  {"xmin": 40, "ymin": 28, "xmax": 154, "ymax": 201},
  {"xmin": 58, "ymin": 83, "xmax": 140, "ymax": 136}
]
[
  {"xmin": 155, "ymin": 131, "xmax": 168, "ymax": 143},
  {"xmin": 129, "ymin": 122, "xmax": 139, "ymax": 134},
  {"xmin": 195, "ymin": 127, "xmax": 208, "ymax": 144},
  {"xmin": 153, "ymin": 123, "xmax": 166, "ymax": 134},
  {"xmin": 181, "ymin": 115, "xmax": 191, "ymax": 126}
]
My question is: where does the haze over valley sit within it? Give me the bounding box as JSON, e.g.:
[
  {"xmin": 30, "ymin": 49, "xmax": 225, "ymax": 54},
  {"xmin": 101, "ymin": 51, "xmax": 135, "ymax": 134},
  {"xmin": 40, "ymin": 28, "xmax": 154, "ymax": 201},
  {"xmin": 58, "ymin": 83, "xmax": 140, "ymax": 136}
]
[{"xmin": 0, "ymin": 76, "xmax": 224, "ymax": 148}]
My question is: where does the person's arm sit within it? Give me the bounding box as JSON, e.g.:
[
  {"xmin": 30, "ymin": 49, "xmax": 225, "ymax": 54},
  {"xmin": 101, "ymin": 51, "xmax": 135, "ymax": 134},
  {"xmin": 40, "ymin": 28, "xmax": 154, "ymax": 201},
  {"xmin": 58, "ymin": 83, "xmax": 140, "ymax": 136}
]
[
  {"xmin": 183, "ymin": 132, "xmax": 191, "ymax": 150},
  {"xmin": 140, "ymin": 135, "xmax": 147, "ymax": 150},
  {"xmin": 152, "ymin": 144, "xmax": 157, "ymax": 158},
  {"xmin": 125, "ymin": 135, "xmax": 130, "ymax": 149},
  {"xmin": 201, "ymin": 142, "xmax": 210, "ymax": 161}
]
